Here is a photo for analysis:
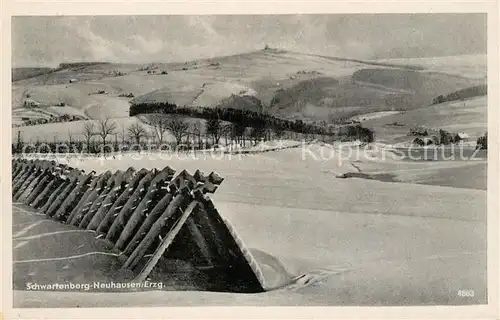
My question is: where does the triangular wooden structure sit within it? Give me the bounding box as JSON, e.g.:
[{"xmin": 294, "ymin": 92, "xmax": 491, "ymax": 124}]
[{"xmin": 11, "ymin": 159, "xmax": 266, "ymax": 293}]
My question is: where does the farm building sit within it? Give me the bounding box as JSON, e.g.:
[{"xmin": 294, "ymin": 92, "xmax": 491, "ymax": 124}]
[
  {"xmin": 69, "ymin": 79, "xmax": 78, "ymax": 83},
  {"xmin": 449, "ymin": 132, "xmax": 470, "ymax": 145},
  {"xmin": 457, "ymin": 132, "xmax": 470, "ymax": 141},
  {"xmin": 413, "ymin": 137, "xmax": 435, "ymax": 146},
  {"xmin": 23, "ymin": 99, "xmax": 40, "ymax": 108}
]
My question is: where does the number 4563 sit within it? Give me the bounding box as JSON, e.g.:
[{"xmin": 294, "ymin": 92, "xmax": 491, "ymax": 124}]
[{"xmin": 458, "ymin": 290, "xmax": 475, "ymax": 297}]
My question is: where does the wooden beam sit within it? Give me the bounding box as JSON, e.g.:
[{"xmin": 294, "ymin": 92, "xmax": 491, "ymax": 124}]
[
  {"xmin": 95, "ymin": 168, "xmax": 150, "ymax": 234},
  {"xmin": 78, "ymin": 170, "xmax": 124, "ymax": 229},
  {"xmin": 45, "ymin": 174, "xmax": 80, "ymax": 217},
  {"xmin": 13, "ymin": 166, "xmax": 36, "ymax": 194},
  {"xmin": 14, "ymin": 168, "xmax": 43, "ymax": 200},
  {"xmin": 122, "ymin": 191, "xmax": 189, "ymax": 270},
  {"xmin": 52, "ymin": 173, "xmax": 93, "ymax": 222},
  {"xmin": 18, "ymin": 168, "xmax": 51, "ymax": 203},
  {"xmin": 30, "ymin": 175, "xmax": 58, "ymax": 209},
  {"xmin": 65, "ymin": 174, "xmax": 102, "ymax": 223},
  {"xmin": 122, "ymin": 192, "xmax": 174, "ymax": 256},
  {"xmin": 67, "ymin": 171, "xmax": 112, "ymax": 225},
  {"xmin": 105, "ymin": 171, "xmax": 156, "ymax": 242},
  {"xmin": 133, "ymin": 200, "xmax": 200, "ymax": 283},
  {"xmin": 113, "ymin": 167, "xmax": 175, "ymax": 250},
  {"xmin": 25, "ymin": 173, "xmax": 52, "ymax": 205},
  {"xmin": 40, "ymin": 177, "xmax": 72, "ymax": 214},
  {"xmin": 86, "ymin": 168, "xmax": 136, "ymax": 231}
]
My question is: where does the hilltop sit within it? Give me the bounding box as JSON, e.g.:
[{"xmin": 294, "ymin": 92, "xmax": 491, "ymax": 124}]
[{"xmin": 12, "ymin": 49, "xmax": 487, "ymax": 143}]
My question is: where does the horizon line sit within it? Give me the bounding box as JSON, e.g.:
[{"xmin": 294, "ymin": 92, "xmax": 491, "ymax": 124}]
[{"xmin": 12, "ymin": 48, "xmax": 488, "ymax": 69}]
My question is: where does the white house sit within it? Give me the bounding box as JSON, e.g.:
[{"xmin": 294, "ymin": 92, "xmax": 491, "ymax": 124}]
[
  {"xmin": 458, "ymin": 132, "xmax": 470, "ymax": 141},
  {"xmin": 23, "ymin": 99, "xmax": 40, "ymax": 108}
]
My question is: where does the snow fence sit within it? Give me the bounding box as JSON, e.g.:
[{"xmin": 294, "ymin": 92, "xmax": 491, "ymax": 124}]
[{"xmin": 12, "ymin": 159, "xmax": 266, "ymax": 293}]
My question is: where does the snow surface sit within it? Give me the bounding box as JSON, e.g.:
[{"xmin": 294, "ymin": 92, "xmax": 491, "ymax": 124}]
[{"xmin": 13, "ymin": 144, "xmax": 487, "ymax": 307}]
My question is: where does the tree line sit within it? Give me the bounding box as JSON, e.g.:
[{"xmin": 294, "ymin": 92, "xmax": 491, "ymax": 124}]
[
  {"xmin": 13, "ymin": 103, "xmax": 378, "ymax": 154},
  {"xmin": 14, "ymin": 114, "xmax": 86, "ymax": 128},
  {"xmin": 12, "ymin": 115, "xmax": 332, "ymax": 155},
  {"xmin": 129, "ymin": 102, "xmax": 333, "ymax": 136},
  {"xmin": 432, "ymin": 84, "xmax": 487, "ymax": 105},
  {"xmin": 12, "ymin": 116, "xmax": 377, "ymax": 155},
  {"xmin": 337, "ymin": 124, "xmax": 375, "ymax": 143}
]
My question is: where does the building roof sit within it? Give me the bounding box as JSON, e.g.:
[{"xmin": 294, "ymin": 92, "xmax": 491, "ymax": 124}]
[{"xmin": 24, "ymin": 99, "xmax": 40, "ymax": 105}]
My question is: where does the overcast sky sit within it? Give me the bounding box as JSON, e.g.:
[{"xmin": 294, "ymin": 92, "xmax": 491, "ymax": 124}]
[{"xmin": 12, "ymin": 14, "xmax": 486, "ymax": 67}]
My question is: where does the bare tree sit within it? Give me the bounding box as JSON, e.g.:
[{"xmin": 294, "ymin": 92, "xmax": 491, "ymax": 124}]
[
  {"xmin": 119, "ymin": 124, "xmax": 126, "ymax": 144},
  {"xmin": 67, "ymin": 129, "xmax": 74, "ymax": 145},
  {"xmin": 148, "ymin": 116, "xmax": 168, "ymax": 144},
  {"xmin": 128, "ymin": 122, "xmax": 147, "ymax": 145},
  {"xmin": 15, "ymin": 130, "xmax": 23, "ymax": 153},
  {"xmin": 206, "ymin": 116, "xmax": 223, "ymax": 145},
  {"xmin": 223, "ymin": 123, "xmax": 233, "ymax": 146},
  {"xmin": 82, "ymin": 122, "xmax": 96, "ymax": 152},
  {"xmin": 166, "ymin": 115, "xmax": 189, "ymax": 146},
  {"xmin": 192, "ymin": 121, "xmax": 203, "ymax": 149},
  {"xmin": 148, "ymin": 127, "xmax": 157, "ymax": 145},
  {"xmin": 114, "ymin": 133, "xmax": 119, "ymax": 151},
  {"xmin": 250, "ymin": 122, "xmax": 267, "ymax": 145},
  {"xmin": 231, "ymin": 121, "xmax": 246, "ymax": 146},
  {"xmin": 97, "ymin": 118, "xmax": 117, "ymax": 152},
  {"xmin": 272, "ymin": 123, "xmax": 286, "ymax": 140}
]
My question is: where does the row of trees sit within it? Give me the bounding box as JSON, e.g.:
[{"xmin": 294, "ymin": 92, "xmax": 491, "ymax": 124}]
[
  {"xmin": 13, "ymin": 117, "xmax": 380, "ymax": 155},
  {"xmin": 432, "ymin": 84, "xmax": 487, "ymax": 105},
  {"xmin": 14, "ymin": 114, "xmax": 86, "ymax": 128},
  {"xmin": 13, "ymin": 108, "xmax": 378, "ymax": 154},
  {"xmin": 129, "ymin": 102, "xmax": 332, "ymax": 136},
  {"xmin": 144, "ymin": 114, "xmax": 331, "ymax": 147},
  {"xmin": 13, "ymin": 114, "xmax": 329, "ymax": 154},
  {"xmin": 337, "ymin": 124, "xmax": 375, "ymax": 143}
]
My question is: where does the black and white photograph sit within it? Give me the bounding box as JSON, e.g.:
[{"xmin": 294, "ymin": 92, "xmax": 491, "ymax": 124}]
[{"xmin": 4, "ymin": 9, "xmax": 498, "ymax": 314}]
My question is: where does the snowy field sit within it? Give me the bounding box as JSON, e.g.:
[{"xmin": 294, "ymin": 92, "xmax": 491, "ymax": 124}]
[
  {"xmin": 364, "ymin": 96, "xmax": 487, "ymax": 144},
  {"xmin": 375, "ymin": 54, "xmax": 487, "ymax": 80},
  {"xmin": 13, "ymin": 143, "xmax": 487, "ymax": 307}
]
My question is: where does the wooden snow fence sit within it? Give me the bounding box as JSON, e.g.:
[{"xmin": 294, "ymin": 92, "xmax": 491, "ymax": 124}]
[{"xmin": 11, "ymin": 159, "xmax": 266, "ymax": 293}]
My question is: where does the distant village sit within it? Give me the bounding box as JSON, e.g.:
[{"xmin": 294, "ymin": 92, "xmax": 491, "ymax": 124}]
[{"xmin": 408, "ymin": 125, "xmax": 470, "ymax": 146}]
